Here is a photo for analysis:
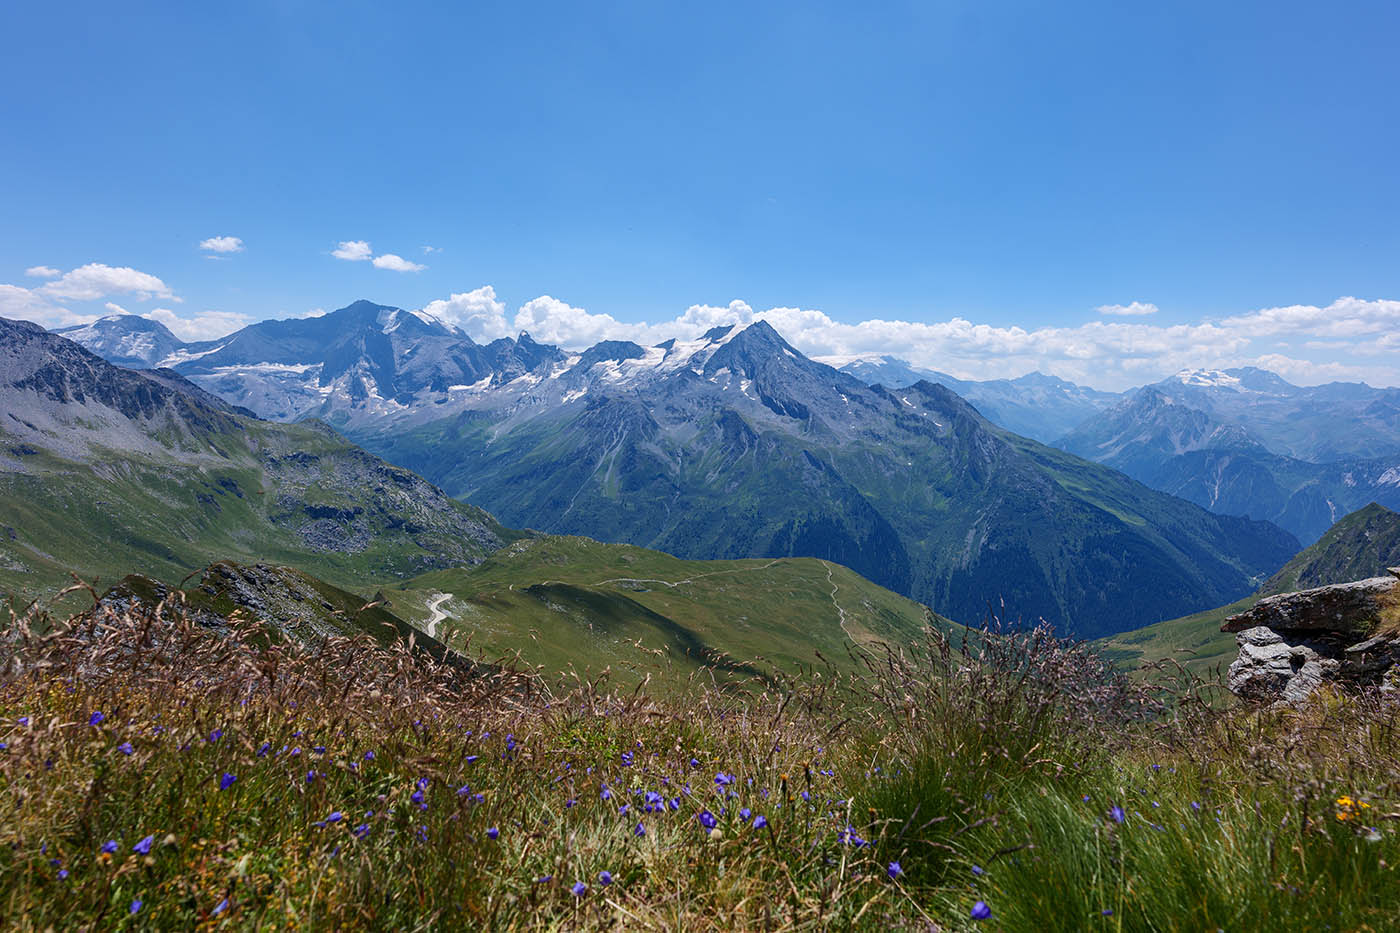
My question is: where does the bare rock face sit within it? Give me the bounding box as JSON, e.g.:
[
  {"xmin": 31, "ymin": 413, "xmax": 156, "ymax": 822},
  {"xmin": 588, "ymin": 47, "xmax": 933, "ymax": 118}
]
[{"xmin": 1224, "ymin": 570, "xmax": 1400, "ymax": 702}]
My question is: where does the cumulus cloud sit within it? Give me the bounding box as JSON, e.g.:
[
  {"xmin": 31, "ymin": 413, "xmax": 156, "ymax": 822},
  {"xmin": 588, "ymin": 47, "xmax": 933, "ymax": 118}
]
[
  {"xmin": 513, "ymin": 296, "xmax": 648, "ymax": 347},
  {"xmin": 1096, "ymin": 301, "xmax": 1159, "ymax": 317},
  {"xmin": 332, "ymin": 240, "xmax": 428, "ymax": 271},
  {"xmin": 412, "ymin": 290, "xmax": 1400, "ymax": 390},
  {"xmin": 198, "ymin": 236, "xmax": 244, "ymax": 254},
  {"xmin": 104, "ymin": 302, "xmax": 129, "ymax": 315},
  {"xmin": 371, "ymin": 253, "xmax": 425, "ymax": 273},
  {"xmin": 0, "ymin": 284, "xmax": 98, "ymax": 329},
  {"xmin": 143, "ymin": 308, "xmax": 253, "ymax": 341},
  {"xmin": 38, "ymin": 263, "xmax": 176, "ymax": 302},
  {"xmin": 332, "ymin": 240, "xmax": 373, "ymax": 261},
  {"xmin": 421, "ymin": 287, "xmax": 511, "ymax": 341},
  {"xmin": 25, "ymin": 265, "xmax": 60, "ymax": 278}
]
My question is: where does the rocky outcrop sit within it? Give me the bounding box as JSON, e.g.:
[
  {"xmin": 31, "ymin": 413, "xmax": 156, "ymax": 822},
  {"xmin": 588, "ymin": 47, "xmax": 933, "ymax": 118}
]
[{"xmin": 1224, "ymin": 569, "xmax": 1400, "ymax": 702}]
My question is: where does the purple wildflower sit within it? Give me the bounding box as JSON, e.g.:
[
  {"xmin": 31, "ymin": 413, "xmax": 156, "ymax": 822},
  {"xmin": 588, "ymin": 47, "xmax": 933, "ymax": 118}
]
[
  {"xmin": 599, "ymin": 870, "xmax": 613, "ymax": 886},
  {"xmin": 698, "ymin": 810, "xmax": 717, "ymax": 830},
  {"xmin": 634, "ymin": 822, "xmax": 646, "ymax": 837},
  {"xmin": 219, "ymin": 773, "xmax": 237, "ymax": 791},
  {"xmin": 753, "ymin": 815, "xmax": 767, "ymax": 829},
  {"xmin": 213, "ymin": 899, "xmax": 228, "ymax": 915},
  {"xmin": 133, "ymin": 835, "xmax": 154, "ymax": 855},
  {"xmin": 88, "ymin": 711, "xmax": 105, "ymax": 727},
  {"xmin": 571, "ymin": 881, "xmax": 587, "ymax": 897},
  {"xmin": 487, "ymin": 826, "xmax": 499, "ymax": 840},
  {"xmin": 130, "ymin": 900, "xmax": 142, "ymax": 914},
  {"xmin": 117, "ymin": 742, "xmax": 134, "ymax": 755},
  {"xmin": 888, "ymin": 861, "xmax": 902, "ymax": 879},
  {"xmin": 1109, "ymin": 806, "xmax": 1126, "ymax": 824},
  {"xmin": 101, "ymin": 840, "xmax": 119, "ymax": 854},
  {"xmin": 971, "ymin": 901, "xmax": 992, "ymax": 920}
]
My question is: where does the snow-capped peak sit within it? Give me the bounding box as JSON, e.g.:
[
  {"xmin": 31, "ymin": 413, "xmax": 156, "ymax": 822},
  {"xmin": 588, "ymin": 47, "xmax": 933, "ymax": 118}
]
[{"xmin": 1174, "ymin": 369, "xmax": 1242, "ymax": 388}]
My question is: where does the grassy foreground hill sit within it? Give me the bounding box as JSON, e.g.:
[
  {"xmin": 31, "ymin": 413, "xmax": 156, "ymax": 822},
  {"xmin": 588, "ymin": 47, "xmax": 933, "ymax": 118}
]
[
  {"xmin": 382, "ymin": 535, "xmax": 943, "ymax": 686},
  {"xmin": 1100, "ymin": 502, "xmax": 1400, "ymax": 674}
]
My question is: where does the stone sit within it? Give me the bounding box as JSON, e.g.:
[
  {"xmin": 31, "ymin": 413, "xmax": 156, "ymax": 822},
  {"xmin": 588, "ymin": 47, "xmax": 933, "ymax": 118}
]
[
  {"xmin": 1226, "ymin": 626, "xmax": 1340, "ymax": 701},
  {"xmin": 1222, "ymin": 576, "xmax": 1397, "ymax": 635},
  {"xmin": 1222, "ymin": 574, "xmax": 1400, "ymax": 703}
]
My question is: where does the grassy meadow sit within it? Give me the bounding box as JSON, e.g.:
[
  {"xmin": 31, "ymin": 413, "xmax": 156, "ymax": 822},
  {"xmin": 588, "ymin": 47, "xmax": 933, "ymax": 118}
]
[{"xmin": 2, "ymin": 595, "xmax": 1399, "ymax": 931}]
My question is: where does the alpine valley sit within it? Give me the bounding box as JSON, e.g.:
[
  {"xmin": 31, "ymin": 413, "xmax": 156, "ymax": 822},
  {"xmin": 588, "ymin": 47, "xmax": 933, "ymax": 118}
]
[{"xmin": 47, "ymin": 300, "xmax": 1302, "ymax": 639}]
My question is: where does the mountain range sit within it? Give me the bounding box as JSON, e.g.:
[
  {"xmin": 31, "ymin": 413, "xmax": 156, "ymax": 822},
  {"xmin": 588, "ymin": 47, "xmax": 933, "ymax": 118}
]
[
  {"xmin": 1057, "ymin": 374, "xmax": 1400, "ymax": 544},
  {"xmin": 46, "ymin": 303, "xmax": 1300, "ymax": 638},
  {"xmin": 0, "ymin": 316, "xmax": 940, "ymax": 686}
]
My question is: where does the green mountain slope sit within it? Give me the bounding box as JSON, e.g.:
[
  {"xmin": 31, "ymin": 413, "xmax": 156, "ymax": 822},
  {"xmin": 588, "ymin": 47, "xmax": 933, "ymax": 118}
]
[
  {"xmin": 1261, "ymin": 502, "xmax": 1400, "ymax": 593},
  {"xmin": 380, "ymin": 535, "xmax": 943, "ymax": 686},
  {"xmin": 1100, "ymin": 503, "xmax": 1400, "ymax": 673},
  {"xmin": 0, "ymin": 317, "xmax": 515, "ymax": 606}
]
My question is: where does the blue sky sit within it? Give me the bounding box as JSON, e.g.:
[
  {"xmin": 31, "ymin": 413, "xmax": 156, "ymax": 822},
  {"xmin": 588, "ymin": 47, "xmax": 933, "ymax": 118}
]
[{"xmin": 3, "ymin": 1, "xmax": 1398, "ymax": 388}]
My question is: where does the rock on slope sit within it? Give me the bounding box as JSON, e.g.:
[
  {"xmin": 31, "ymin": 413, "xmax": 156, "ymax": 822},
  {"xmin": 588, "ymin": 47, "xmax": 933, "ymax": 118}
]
[{"xmin": 1223, "ymin": 570, "xmax": 1400, "ymax": 702}]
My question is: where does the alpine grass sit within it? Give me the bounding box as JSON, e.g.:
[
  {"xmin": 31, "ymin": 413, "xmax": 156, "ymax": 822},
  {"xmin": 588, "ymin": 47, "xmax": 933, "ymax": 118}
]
[{"xmin": 2, "ymin": 589, "xmax": 1399, "ymax": 930}]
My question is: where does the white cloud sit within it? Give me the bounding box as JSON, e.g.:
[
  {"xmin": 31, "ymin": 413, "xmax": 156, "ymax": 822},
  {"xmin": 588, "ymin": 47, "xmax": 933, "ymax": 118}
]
[
  {"xmin": 421, "ymin": 245, "xmax": 441, "ymax": 254},
  {"xmin": 104, "ymin": 302, "xmax": 129, "ymax": 315},
  {"xmin": 371, "ymin": 253, "xmax": 426, "ymax": 273},
  {"xmin": 421, "ymin": 287, "xmax": 511, "ymax": 341},
  {"xmin": 332, "ymin": 239, "xmax": 428, "ymax": 271},
  {"xmin": 299, "ymin": 307, "xmax": 327, "ymax": 319},
  {"xmin": 511, "ymin": 296, "xmax": 647, "ymax": 347},
  {"xmin": 1096, "ymin": 301, "xmax": 1159, "ymax": 317},
  {"xmin": 332, "ymin": 240, "xmax": 373, "ymax": 261},
  {"xmin": 0, "ymin": 284, "xmax": 98, "ymax": 328},
  {"xmin": 411, "ymin": 289, "xmax": 1400, "ymax": 390},
  {"xmin": 143, "ymin": 308, "xmax": 253, "ymax": 342},
  {"xmin": 25, "ymin": 265, "xmax": 61, "ymax": 278},
  {"xmin": 198, "ymin": 236, "xmax": 244, "ymax": 254},
  {"xmin": 38, "ymin": 263, "xmax": 176, "ymax": 302}
]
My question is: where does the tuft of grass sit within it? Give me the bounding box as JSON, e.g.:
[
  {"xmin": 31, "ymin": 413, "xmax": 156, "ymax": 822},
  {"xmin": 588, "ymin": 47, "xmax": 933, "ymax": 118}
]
[{"xmin": 3, "ymin": 596, "xmax": 1400, "ymax": 929}]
